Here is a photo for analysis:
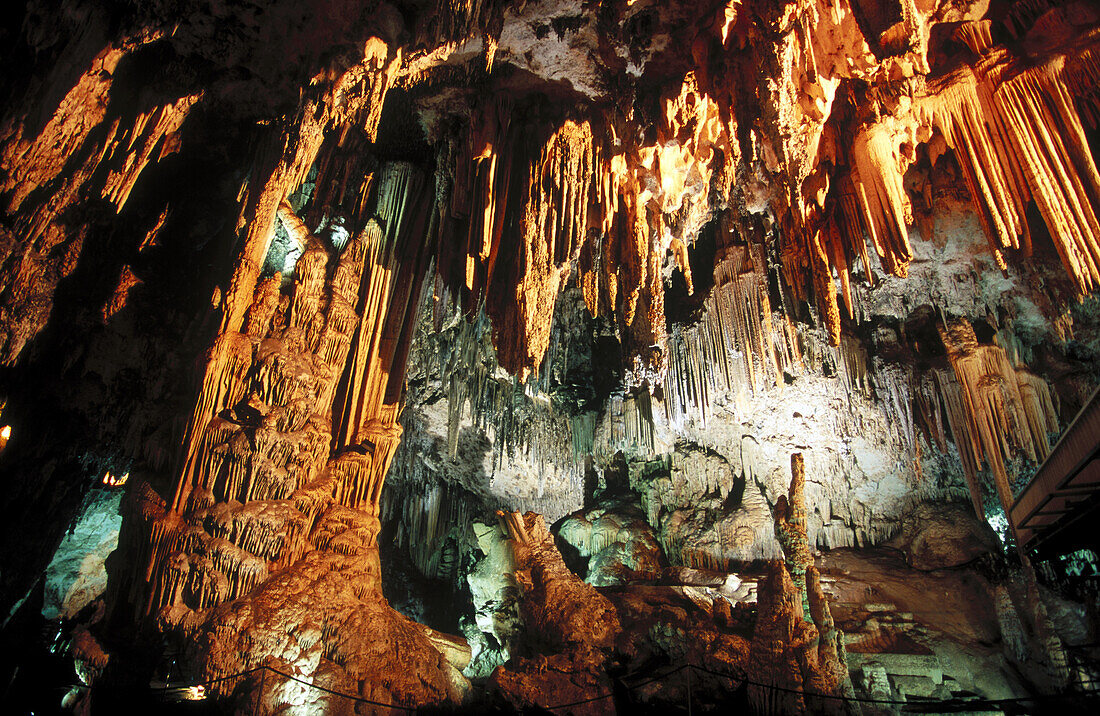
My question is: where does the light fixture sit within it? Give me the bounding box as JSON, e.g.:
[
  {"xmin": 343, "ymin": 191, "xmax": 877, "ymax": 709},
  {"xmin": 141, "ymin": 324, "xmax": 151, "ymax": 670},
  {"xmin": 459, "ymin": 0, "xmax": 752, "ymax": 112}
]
[{"xmin": 102, "ymin": 471, "xmax": 129, "ymax": 487}]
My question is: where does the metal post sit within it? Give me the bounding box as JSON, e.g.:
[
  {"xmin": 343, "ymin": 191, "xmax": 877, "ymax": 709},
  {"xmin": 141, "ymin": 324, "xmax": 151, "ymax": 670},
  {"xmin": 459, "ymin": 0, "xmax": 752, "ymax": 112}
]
[
  {"xmin": 254, "ymin": 667, "xmax": 265, "ymax": 716},
  {"xmin": 686, "ymin": 665, "xmax": 692, "ymax": 716}
]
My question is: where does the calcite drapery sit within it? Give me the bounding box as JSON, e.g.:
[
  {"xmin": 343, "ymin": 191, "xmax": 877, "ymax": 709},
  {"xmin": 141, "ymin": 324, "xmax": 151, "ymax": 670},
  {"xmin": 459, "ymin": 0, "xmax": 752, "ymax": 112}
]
[
  {"xmin": 936, "ymin": 319, "xmax": 1060, "ymax": 525},
  {"xmin": 103, "ymin": 153, "xmax": 453, "ymax": 708}
]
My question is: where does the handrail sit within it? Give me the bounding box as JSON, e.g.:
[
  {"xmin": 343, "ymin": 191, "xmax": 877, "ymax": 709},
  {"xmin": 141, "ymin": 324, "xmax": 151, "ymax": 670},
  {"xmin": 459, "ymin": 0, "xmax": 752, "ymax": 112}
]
[{"xmin": 1013, "ymin": 383, "xmax": 1100, "ymax": 504}]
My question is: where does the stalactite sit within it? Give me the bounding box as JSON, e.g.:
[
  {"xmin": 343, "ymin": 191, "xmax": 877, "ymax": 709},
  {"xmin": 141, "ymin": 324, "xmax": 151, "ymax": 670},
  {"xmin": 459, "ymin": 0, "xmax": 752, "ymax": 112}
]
[
  {"xmin": 328, "ymin": 422, "xmax": 402, "ymax": 513},
  {"xmin": 404, "ymin": 291, "xmax": 591, "ymax": 501},
  {"xmin": 1064, "ymin": 46, "xmax": 1100, "ymax": 129},
  {"xmin": 333, "ymin": 162, "xmax": 434, "ymax": 449},
  {"xmin": 663, "ymin": 242, "xmax": 791, "ymax": 427},
  {"xmin": 227, "ymin": 501, "xmax": 312, "ymax": 566},
  {"xmin": 936, "ymin": 319, "xmax": 1059, "ymax": 525},
  {"xmin": 289, "ymin": 245, "xmax": 330, "ymax": 350},
  {"xmin": 2, "ymin": 28, "xmax": 159, "ymax": 213},
  {"xmin": 310, "ymin": 504, "xmax": 381, "ymax": 556},
  {"xmin": 1015, "ymin": 368, "xmax": 1060, "ymax": 459},
  {"xmin": 837, "ymin": 29, "xmax": 1100, "ymax": 302},
  {"xmin": 219, "ymin": 39, "xmax": 398, "ymax": 338},
  {"xmin": 245, "ymin": 274, "xmax": 283, "ymax": 337},
  {"xmin": 446, "ymin": 71, "xmax": 738, "ymax": 378},
  {"xmin": 98, "ymin": 94, "xmax": 202, "ymax": 209},
  {"xmin": 847, "ymin": 121, "xmax": 918, "ymax": 278},
  {"xmin": 381, "ymin": 478, "xmax": 477, "ymax": 583},
  {"xmin": 171, "ymin": 332, "xmax": 253, "ymax": 512},
  {"xmin": 459, "ymin": 115, "xmax": 597, "ymax": 379},
  {"xmin": 933, "ymin": 369, "xmax": 986, "ymax": 517}
]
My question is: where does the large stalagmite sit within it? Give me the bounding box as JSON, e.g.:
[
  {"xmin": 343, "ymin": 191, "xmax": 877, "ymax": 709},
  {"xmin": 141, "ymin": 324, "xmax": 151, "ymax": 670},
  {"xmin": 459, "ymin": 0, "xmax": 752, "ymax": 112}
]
[
  {"xmin": 748, "ymin": 454, "xmax": 855, "ymax": 715},
  {"xmin": 107, "ymin": 158, "xmax": 455, "ymax": 708}
]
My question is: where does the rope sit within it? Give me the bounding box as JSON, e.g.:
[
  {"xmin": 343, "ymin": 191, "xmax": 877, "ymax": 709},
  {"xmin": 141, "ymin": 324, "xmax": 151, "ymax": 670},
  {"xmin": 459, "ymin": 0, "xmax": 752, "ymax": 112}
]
[
  {"xmin": 263, "ymin": 666, "xmax": 415, "ymax": 711},
  {"xmin": 119, "ymin": 664, "xmax": 416, "ymax": 711},
  {"xmin": 68, "ymin": 660, "xmax": 1100, "ymax": 712},
  {"xmin": 543, "ymin": 664, "xmax": 688, "ymax": 710},
  {"xmin": 542, "ymin": 663, "xmax": 915, "ymax": 711}
]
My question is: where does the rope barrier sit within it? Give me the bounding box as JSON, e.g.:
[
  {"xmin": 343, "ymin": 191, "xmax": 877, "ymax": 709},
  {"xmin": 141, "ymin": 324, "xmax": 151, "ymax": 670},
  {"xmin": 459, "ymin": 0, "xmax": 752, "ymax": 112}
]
[
  {"xmin": 172, "ymin": 664, "xmax": 417, "ymax": 711},
  {"xmin": 543, "ymin": 664, "xmax": 689, "ymax": 710},
  {"xmin": 70, "ymin": 659, "xmax": 1100, "ymax": 713},
  {"xmin": 263, "ymin": 665, "xmax": 416, "ymax": 711},
  {"xmin": 689, "ymin": 663, "xmax": 914, "ymax": 705}
]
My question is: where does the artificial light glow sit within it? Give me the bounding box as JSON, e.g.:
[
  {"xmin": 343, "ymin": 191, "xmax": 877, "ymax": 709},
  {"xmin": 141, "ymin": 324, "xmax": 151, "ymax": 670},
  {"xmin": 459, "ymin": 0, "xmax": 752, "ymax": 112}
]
[
  {"xmin": 102, "ymin": 471, "xmax": 129, "ymax": 487},
  {"xmin": 182, "ymin": 685, "xmax": 206, "ymax": 701},
  {"xmin": 0, "ymin": 425, "xmax": 9, "ymax": 439}
]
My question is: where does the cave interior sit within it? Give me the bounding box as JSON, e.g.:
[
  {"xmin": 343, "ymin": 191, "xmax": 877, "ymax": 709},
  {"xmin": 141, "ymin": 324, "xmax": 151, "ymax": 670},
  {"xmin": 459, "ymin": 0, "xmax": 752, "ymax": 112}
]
[{"xmin": 3, "ymin": 0, "xmax": 1100, "ymax": 713}]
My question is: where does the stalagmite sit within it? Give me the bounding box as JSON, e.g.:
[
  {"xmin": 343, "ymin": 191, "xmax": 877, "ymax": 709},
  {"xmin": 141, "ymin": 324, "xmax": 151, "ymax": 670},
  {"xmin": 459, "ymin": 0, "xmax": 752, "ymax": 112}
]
[
  {"xmin": 748, "ymin": 453, "xmax": 855, "ymax": 715},
  {"xmin": 104, "ymin": 143, "xmax": 445, "ymax": 709}
]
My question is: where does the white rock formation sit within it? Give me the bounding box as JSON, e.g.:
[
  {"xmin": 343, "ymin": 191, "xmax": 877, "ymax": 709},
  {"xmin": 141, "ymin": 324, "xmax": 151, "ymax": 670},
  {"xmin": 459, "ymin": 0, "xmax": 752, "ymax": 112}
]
[{"xmin": 43, "ymin": 489, "xmax": 122, "ymax": 620}]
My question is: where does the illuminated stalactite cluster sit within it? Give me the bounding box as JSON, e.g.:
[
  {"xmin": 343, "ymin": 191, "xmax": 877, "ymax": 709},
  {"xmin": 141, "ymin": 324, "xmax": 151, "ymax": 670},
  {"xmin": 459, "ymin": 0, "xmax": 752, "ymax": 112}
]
[
  {"xmin": 934, "ymin": 319, "xmax": 1060, "ymax": 524},
  {"xmin": 664, "ymin": 238, "xmax": 793, "ymax": 427},
  {"xmin": 827, "ymin": 19, "xmax": 1100, "ymax": 318},
  {"xmin": 0, "ymin": 25, "xmax": 198, "ymax": 364},
  {"xmin": 417, "ymin": 5, "xmax": 1100, "ymax": 463},
  {"xmin": 443, "ymin": 106, "xmax": 598, "ymax": 379},
  {"xmin": 439, "ymin": 69, "xmax": 740, "ymax": 380},
  {"xmin": 0, "ymin": 0, "xmax": 1099, "ymax": 710}
]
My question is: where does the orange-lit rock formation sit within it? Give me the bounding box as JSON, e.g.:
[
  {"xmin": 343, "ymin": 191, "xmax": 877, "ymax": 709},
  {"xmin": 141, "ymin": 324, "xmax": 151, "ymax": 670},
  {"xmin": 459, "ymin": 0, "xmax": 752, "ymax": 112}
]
[
  {"xmin": 105, "ymin": 157, "xmax": 448, "ymax": 707},
  {"xmin": 489, "ymin": 511, "xmax": 620, "ymax": 713},
  {"xmin": 1, "ymin": 0, "xmax": 1099, "ymax": 712},
  {"xmin": 936, "ymin": 318, "xmax": 1060, "ymax": 523}
]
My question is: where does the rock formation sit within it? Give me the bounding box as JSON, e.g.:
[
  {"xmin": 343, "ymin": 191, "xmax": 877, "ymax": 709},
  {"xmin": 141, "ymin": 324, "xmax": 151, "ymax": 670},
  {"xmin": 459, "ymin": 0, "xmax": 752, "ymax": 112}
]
[
  {"xmin": 97, "ymin": 161, "xmax": 462, "ymax": 709},
  {"xmin": 748, "ymin": 453, "xmax": 855, "ymax": 714},
  {"xmin": 557, "ymin": 494, "xmax": 664, "ymax": 587},
  {"xmin": 489, "ymin": 511, "xmax": 620, "ymax": 713},
  {"xmin": 0, "ymin": 0, "xmax": 1099, "ymax": 714}
]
